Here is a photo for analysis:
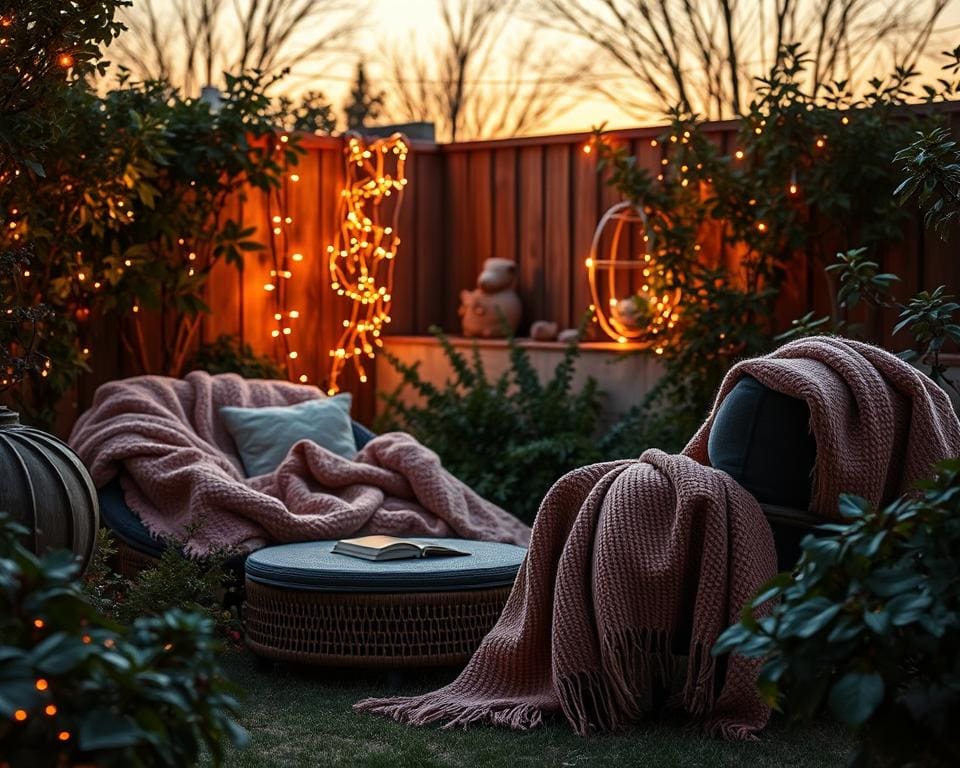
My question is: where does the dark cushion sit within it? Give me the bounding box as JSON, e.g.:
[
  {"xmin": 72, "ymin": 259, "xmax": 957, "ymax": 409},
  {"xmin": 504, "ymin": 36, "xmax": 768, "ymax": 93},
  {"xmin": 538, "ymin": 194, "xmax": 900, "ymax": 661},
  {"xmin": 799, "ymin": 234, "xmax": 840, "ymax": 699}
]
[
  {"xmin": 707, "ymin": 375, "xmax": 817, "ymax": 509},
  {"xmin": 99, "ymin": 478, "xmax": 166, "ymax": 558},
  {"xmin": 245, "ymin": 539, "xmax": 527, "ymax": 592},
  {"xmin": 98, "ymin": 418, "xmax": 378, "ymax": 557}
]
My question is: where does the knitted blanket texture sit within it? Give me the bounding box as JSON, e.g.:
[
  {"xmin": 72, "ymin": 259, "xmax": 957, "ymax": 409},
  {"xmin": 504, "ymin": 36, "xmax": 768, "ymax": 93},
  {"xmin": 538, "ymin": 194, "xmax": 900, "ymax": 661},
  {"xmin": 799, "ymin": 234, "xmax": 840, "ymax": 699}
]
[
  {"xmin": 68, "ymin": 372, "xmax": 530, "ymax": 554},
  {"xmin": 357, "ymin": 337, "xmax": 960, "ymax": 739},
  {"xmin": 685, "ymin": 336, "xmax": 960, "ymax": 516}
]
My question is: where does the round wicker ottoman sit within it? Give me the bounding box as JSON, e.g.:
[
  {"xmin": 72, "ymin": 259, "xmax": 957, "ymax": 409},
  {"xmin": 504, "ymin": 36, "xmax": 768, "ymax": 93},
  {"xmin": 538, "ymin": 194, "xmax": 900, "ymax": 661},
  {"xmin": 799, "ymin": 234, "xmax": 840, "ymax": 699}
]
[{"xmin": 243, "ymin": 538, "xmax": 526, "ymax": 668}]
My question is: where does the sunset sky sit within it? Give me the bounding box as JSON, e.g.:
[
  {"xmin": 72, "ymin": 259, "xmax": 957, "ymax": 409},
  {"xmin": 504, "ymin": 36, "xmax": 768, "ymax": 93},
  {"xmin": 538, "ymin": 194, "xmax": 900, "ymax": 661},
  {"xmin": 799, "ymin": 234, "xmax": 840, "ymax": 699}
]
[
  {"xmin": 111, "ymin": 0, "xmax": 960, "ymax": 138},
  {"xmin": 305, "ymin": 0, "xmax": 960, "ymax": 135}
]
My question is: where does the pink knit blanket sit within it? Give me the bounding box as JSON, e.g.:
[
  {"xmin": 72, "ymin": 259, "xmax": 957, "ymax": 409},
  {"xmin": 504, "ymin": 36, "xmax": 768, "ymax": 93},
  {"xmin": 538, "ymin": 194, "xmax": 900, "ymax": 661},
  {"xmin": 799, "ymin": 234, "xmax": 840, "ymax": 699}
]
[
  {"xmin": 357, "ymin": 451, "xmax": 777, "ymax": 738},
  {"xmin": 357, "ymin": 336, "xmax": 960, "ymax": 739},
  {"xmin": 69, "ymin": 372, "xmax": 530, "ymax": 554},
  {"xmin": 685, "ymin": 336, "xmax": 960, "ymax": 516}
]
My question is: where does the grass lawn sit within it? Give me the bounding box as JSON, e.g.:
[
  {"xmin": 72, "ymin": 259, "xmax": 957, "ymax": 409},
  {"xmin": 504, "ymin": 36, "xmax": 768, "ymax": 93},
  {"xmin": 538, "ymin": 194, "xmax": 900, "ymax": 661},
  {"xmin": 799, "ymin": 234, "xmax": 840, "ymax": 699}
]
[{"xmin": 211, "ymin": 651, "xmax": 854, "ymax": 768}]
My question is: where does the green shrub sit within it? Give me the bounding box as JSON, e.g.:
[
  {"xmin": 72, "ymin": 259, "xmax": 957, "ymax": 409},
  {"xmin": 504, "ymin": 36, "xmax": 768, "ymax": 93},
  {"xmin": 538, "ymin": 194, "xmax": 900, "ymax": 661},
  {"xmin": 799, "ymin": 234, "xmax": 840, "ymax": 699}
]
[
  {"xmin": 0, "ymin": 514, "xmax": 247, "ymax": 768},
  {"xmin": 186, "ymin": 334, "xmax": 285, "ymax": 380},
  {"xmin": 83, "ymin": 527, "xmax": 242, "ymax": 643},
  {"xmin": 713, "ymin": 460, "xmax": 960, "ymax": 768},
  {"xmin": 377, "ymin": 327, "xmax": 603, "ymax": 524}
]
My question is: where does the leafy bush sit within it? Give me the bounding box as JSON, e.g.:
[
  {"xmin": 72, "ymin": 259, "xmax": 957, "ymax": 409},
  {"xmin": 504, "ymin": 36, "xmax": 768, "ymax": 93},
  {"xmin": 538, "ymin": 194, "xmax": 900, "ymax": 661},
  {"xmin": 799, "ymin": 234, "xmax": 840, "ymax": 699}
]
[
  {"xmin": 378, "ymin": 328, "xmax": 603, "ymax": 524},
  {"xmin": 83, "ymin": 527, "xmax": 242, "ymax": 644},
  {"xmin": 0, "ymin": 514, "xmax": 247, "ymax": 768},
  {"xmin": 2, "ymin": 68, "xmax": 299, "ymax": 426},
  {"xmin": 186, "ymin": 334, "xmax": 284, "ymax": 380},
  {"xmin": 713, "ymin": 460, "xmax": 960, "ymax": 768},
  {"xmin": 594, "ymin": 47, "xmax": 958, "ymax": 447}
]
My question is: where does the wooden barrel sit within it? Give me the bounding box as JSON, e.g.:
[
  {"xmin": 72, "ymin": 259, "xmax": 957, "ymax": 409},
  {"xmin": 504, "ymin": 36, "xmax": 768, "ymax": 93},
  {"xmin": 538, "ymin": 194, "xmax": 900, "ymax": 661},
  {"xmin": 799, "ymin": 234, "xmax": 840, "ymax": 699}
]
[{"xmin": 0, "ymin": 407, "xmax": 99, "ymax": 572}]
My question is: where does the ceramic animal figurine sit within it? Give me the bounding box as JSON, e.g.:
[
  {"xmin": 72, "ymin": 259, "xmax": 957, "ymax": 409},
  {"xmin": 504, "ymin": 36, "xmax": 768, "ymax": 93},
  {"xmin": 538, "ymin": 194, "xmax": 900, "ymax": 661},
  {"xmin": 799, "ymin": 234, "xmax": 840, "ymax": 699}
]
[{"xmin": 459, "ymin": 258, "xmax": 522, "ymax": 338}]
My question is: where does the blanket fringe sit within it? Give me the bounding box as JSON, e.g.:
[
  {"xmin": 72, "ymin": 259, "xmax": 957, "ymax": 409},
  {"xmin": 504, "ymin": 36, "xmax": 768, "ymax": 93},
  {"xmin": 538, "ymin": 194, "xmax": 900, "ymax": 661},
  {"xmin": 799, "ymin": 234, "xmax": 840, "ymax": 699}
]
[
  {"xmin": 703, "ymin": 717, "xmax": 761, "ymax": 742},
  {"xmin": 354, "ymin": 695, "xmax": 544, "ymax": 731},
  {"xmin": 681, "ymin": 641, "xmax": 718, "ymax": 716},
  {"xmin": 557, "ymin": 627, "xmax": 679, "ymax": 734}
]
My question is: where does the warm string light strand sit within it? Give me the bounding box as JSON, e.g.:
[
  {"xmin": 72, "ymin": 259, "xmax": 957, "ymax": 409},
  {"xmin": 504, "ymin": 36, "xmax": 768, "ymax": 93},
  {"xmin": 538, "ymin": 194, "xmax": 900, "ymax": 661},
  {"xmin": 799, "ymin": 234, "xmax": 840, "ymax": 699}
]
[
  {"xmin": 326, "ymin": 133, "xmax": 408, "ymax": 395},
  {"xmin": 262, "ymin": 134, "xmax": 308, "ymax": 383}
]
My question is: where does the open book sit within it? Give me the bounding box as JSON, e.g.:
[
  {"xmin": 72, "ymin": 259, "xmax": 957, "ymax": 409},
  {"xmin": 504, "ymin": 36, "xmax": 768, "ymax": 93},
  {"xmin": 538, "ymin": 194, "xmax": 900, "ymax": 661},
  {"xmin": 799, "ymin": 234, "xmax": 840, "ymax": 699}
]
[{"xmin": 332, "ymin": 535, "xmax": 471, "ymax": 562}]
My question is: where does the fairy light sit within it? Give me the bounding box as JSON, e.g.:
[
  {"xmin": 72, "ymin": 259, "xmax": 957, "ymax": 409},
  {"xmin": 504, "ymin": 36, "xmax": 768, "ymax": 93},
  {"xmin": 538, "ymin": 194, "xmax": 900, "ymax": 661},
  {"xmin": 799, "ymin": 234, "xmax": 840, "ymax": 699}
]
[
  {"xmin": 585, "ymin": 201, "xmax": 681, "ymax": 346},
  {"xmin": 326, "ymin": 133, "xmax": 408, "ymax": 394},
  {"xmin": 260, "ymin": 133, "xmax": 308, "ymax": 382}
]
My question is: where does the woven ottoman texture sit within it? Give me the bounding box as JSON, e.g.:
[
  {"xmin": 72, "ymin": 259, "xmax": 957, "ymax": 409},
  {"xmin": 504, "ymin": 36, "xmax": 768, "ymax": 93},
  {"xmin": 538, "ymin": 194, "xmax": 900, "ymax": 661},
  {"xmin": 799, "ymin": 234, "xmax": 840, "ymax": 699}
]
[{"xmin": 243, "ymin": 539, "xmax": 526, "ymax": 667}]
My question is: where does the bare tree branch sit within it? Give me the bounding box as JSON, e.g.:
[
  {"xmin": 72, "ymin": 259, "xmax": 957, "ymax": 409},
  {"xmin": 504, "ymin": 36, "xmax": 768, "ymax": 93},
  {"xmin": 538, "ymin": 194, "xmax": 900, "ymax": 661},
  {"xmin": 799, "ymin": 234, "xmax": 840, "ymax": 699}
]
[
  {"xmin": 530, "ymin": 0, "xmax": 953, "ymax": 119},
  {"xmin": 383, "ymin": 0, "xmax": 584, "ymax": 142},
  {"xmin": 110, "ymin": 0, "xmax": 365, "ymax": 94}
]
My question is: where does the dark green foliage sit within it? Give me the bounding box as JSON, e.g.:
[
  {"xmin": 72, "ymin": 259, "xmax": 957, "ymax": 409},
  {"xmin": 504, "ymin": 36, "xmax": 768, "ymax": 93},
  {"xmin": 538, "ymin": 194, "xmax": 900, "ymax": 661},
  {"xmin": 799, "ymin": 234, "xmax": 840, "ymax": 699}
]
[
  {"xmin": 0, "ymin": 514, "xmax": 247, "ymax": 768},
  {"xmin": 0, "ymin": 0, "xmax": 126, "ymax": 400},
  {"xmin": 187, "ymin": 334, "xmax": 284, "ymax": 380},
  {"xmin": 0, "ymin": 0, "xmax": 128, "ymax": 177},
  {"xmin": 378, "ymin": 327, "xmax": 603, "ymax": 524},
  {"xmin": 0, "ymin": 245, "xmax": 52, "ymax": 391},
  {"xmin": 595, "ymin": 47, "xmax": 943, "ymax": 444},
  {"xmin": 895, "ymin": 125, "xmax": 960, "ymax": 240},
  {"xmin": 112, "ymin": 546, "xmax": 241, "ymax": 640},
  {"xmin": 713, "ymin": 460, "xmax": 960, "ymax": 767},
  {"xmin": 344, "ymin": 61, "xmax": 385, "ymax": 131},
  {"xmin": 2, "ymin": 68, "xmax": 298, "ymax": 426},
  {"xmin": 893, "ymin": 47, "xmax": 960, "ymax": 240},
  {"xmin": 82, "ymin": 527, "xmax": 241, "ymax": 641}
]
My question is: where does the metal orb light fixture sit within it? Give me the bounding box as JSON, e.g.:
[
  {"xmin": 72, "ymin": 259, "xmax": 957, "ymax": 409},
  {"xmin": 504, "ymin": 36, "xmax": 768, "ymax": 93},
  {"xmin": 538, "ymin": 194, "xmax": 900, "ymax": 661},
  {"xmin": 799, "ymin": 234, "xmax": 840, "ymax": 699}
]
[{"xmin": 585, "ymin": 200, "xmax": 681, "ymax": 350}]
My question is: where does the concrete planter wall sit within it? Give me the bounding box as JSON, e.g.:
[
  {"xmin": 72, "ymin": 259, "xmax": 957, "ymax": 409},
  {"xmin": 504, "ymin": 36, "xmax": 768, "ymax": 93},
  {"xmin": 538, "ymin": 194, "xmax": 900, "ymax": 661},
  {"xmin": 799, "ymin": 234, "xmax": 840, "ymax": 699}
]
[{"xmin": 375, "ymin": 336, "xmax": 664, "ymax": 427}]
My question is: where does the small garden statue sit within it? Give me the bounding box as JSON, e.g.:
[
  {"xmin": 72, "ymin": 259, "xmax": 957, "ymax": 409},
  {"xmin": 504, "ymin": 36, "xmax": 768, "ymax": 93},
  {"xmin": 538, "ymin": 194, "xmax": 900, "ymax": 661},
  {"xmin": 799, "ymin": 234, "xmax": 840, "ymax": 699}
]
[{"xmin": 460, "ymin": 258, "xmax": 522, "ymax": 338}]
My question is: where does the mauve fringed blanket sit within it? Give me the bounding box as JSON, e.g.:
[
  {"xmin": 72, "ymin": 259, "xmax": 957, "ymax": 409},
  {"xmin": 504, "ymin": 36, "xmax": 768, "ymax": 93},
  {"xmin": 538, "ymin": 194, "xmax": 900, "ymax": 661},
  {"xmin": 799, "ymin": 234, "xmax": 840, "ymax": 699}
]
[
  {"xmin": 685, "ymin": 336, "xmax": 960, "ymax": 517},
  {"xmin": 356, "ymin": 336, "xmax": 960, "ymax": 739},
  {"xmin": 357, "ymin": 451, "xmax": 777, "ymax": 738},
  {"xmin": 69, "ymin": 372, "xmax": 530, "ymax": 554}
]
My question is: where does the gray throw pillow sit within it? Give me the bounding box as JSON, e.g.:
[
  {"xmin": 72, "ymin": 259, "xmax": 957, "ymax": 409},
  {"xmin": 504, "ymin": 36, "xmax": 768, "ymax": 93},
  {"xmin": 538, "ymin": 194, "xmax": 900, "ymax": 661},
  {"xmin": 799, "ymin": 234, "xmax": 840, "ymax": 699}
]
[{"xmin": 220, "ymin": 394, "xmax": 357, "ymax": 477}]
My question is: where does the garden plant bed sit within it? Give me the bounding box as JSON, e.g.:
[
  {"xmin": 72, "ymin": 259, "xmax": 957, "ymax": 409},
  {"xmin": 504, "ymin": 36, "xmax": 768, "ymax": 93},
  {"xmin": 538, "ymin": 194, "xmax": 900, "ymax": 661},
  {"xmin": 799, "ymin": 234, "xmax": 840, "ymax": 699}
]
[{"xmin": 209, "ymin": 652, "xmax": 854, "ymax": 768}]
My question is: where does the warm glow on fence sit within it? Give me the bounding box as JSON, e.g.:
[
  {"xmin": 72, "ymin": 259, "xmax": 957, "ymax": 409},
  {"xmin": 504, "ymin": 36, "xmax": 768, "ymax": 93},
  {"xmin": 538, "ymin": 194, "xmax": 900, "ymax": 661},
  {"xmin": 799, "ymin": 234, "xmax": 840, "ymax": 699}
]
[
  {"xmin": 261, "ymin": 136, "xmax": 306, "ymax": 381},
  {"xmin": 326, "ymin": 133, "xmax": 408, "ymax": 394}
]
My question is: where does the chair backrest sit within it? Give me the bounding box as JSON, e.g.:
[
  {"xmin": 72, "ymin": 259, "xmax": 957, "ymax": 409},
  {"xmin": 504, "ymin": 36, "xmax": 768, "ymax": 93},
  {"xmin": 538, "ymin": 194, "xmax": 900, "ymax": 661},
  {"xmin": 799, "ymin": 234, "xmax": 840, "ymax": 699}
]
[
  {"xmin": 707, "ymin": 375, "xmax": 817, "ymax": 510},
  {"xmin": 351, "ymin": 420, "xmax": 376, "ymax": 449}
]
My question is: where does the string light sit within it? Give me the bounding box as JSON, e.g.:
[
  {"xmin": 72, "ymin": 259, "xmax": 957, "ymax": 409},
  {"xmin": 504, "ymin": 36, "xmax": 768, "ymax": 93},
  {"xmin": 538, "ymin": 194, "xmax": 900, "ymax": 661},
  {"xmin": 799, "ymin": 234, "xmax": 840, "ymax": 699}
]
[
  {"xmin": 260, "ymin": 133, "xmax": 307, "ymax": 382},
  {"xmin": 326, "ymin": 133, "xmax": 408, "ymax": 394},
  {"xmin": 585, "ymin": 201, "xmax": 681, "ymax": 346}
]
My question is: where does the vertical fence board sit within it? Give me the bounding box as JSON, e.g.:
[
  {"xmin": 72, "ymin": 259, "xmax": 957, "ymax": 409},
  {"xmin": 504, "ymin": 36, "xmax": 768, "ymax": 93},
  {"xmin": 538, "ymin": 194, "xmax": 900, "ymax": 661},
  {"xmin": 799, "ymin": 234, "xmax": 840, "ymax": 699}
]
[
  {"xmin": 572, "ymin": 144, "xmax": 600, "ymax": 327},
  {"xmin": 445, "ymin": 151, "xmax": 471, "ymax": 330},
  {"xmin": 494, "ymin": 148, "xmax": 518, "ymax": 266},
  {"xmin": 413, "ymin": 149, "xmax": 445, "ymax": 332},
  {"xmin": 204, "ymin": 193, "xmax": 243, "ymax": 345},
  {"xmin": 544, "ymin": 143, "xmax": 572, "ymax": 328},
  {"xmin": 469, "ymin": 150, "xmax": 494, "ymax": 271},
  {"xmin": 518, "ymin": 146, "xmax": 545, "ymax": 329},
  {"xmin": 284, "ymin": 150, "xmax": 321, "ymax": 384},
  {"xmin": 390, "ymin": 146, "xmax": 418, "ymax": 335}
]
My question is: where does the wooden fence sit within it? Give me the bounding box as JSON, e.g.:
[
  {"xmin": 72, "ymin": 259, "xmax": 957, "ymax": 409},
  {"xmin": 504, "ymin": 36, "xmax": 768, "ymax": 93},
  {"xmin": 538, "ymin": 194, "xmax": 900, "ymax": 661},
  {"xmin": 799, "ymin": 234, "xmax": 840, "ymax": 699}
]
[{"xmin": 72, "ymin": 103, "xmax": 960, "ymax": 428}]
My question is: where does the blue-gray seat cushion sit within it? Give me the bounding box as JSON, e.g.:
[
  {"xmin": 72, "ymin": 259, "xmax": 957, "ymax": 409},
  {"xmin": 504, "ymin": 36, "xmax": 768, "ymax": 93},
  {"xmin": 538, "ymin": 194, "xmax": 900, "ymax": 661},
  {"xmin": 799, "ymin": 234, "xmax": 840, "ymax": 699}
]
[
  {"xmin": 707, "ymin": 374, "xmax": 817, "ymax": 510},
  {"xmin": 245, "ymin": 539, "xmax": 527, "ymax": 592},
  {"xmin": 99, "ymin": 419, "xmax": 377, "ymax": 557}
]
